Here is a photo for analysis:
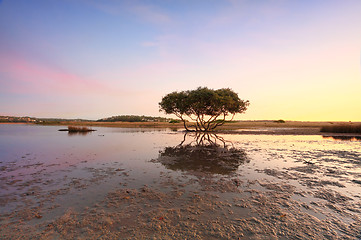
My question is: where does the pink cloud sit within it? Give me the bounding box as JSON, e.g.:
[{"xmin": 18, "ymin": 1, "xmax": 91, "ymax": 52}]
[{"xmin": 0, "ymin": 53, "xmax": 122, "ymax": 96}]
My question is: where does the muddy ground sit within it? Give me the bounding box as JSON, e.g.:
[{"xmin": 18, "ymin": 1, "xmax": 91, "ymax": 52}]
[{"xmin": 0, "ymin": 130, "xmax": 361, "ymax": 239}]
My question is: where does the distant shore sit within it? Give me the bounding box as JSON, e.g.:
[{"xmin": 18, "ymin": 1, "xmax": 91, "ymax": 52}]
[
  {"xmin": 2, "ymin": 120, "xmax": 361, "ymax": 136},
  {"xmin": 0, "ymin": 122, "xmax": 33, "ymax": 124},
  {"xmin": 22, "ymin": 120, "xmax": 360, "ymax": 136}
]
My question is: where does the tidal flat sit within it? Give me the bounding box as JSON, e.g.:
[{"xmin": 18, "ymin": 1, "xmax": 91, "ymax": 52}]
[{"xmin": 0, "ymin": 124, "xmax": 360, "ymax": 239}]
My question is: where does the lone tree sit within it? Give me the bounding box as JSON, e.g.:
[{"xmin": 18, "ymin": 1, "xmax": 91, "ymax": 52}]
[{"xmin": 159, "ymin": 87, "xmax": 249, "ymax": 131}]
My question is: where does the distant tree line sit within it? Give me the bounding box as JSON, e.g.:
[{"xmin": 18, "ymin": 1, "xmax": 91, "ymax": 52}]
[
  {"xmin": 0, "ymin": 116, "xmax": 93, "ymax": 124},
  {"xmin": 97, "ymin": 115, "xmax": 179, "ymax": 123},
  {"xmin": 0, "ymin": 116, "xmax": 37, "ymax": 123},
  {"xmin": 0, "ymin": 115, "xmax": 180, "ymax": 124}
]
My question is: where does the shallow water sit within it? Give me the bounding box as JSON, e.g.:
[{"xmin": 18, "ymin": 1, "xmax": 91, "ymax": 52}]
[{"xmin": 0, "ymin": 124, "xmax": 360, "ymax": 239}]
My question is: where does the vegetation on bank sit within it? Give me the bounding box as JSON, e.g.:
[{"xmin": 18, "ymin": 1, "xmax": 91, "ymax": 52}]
[
  {"xmin": 38, "ymin": 118, "xmax": 90, "ymax": 124},
  {"xmin": 320, "ymin": 124, "xmax": 361, "ymax": 134},
  {"xmin": 274, "ymin": 119, "xmax": 286, "ymax": 123},
  {"xmin": 0, "ymin": 116, "xmax": 92, "ymax": 124},
  {"xmin": 97, "ymin": 115, "xmax": 177, "ymax": 123}
]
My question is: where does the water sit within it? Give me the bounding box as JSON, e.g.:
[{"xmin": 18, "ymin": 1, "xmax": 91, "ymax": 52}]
[
  {"xmin": 1, "ymin": 124, "xmax": 360, "ymax": 238},
  {"xmin": 0, "ymin": 125, "xmax": 178, "ymax": 212}
]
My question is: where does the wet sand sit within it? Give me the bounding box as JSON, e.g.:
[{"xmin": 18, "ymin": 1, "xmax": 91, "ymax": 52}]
[
  {"xmin": 0, "ymin": 126, "xmax": 360, "ymax": 239},
  {"xmin": 1, "ymin": 164, "xmax": 360, "ymax": 239}
]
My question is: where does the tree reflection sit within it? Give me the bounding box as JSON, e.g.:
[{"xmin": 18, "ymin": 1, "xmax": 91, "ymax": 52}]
[
  {"xmin": 155, "ymin": 132, "xmax": 249, "ymax": 175},
  {"xmin": 67, "ymin": 131, "xmax": 93, "ymax": 136}
]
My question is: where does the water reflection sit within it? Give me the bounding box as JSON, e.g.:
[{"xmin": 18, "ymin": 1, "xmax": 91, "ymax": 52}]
[
  {"xmin": 154, "ymin": 133, "xmax": 249, "ymax": 175},
  {"xmin": 67, "ymin": 131, "xmax": 93, "ymax": 136},
  {"xmin": 323, "ymin": 136, "xmax": 361, "ymax": 141}
]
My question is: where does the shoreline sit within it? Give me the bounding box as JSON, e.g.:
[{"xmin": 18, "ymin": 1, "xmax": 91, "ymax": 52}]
[
  {"xmin": 0, "ymin": 122, "xmax": 36, "ymax": 124},
  {"xmin": 2, "ymin": 121, "xmax": 361, "ymax": 137}
]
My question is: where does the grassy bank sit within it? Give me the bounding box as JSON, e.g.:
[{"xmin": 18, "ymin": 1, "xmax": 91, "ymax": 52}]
[
  {"xmin": 38, "ymin": 120, "xmax": 358, "ymax": 131},
  {"xmin": 67, "ymin": 126, "xmax": 95, "ymax": 132},
  {"xmin": 320, "ymin": 124, "xmax": 361, "ymax": 134},
  {"xmin": 58, "ymin": 126, "xmax": 96, "ymax": 132}
]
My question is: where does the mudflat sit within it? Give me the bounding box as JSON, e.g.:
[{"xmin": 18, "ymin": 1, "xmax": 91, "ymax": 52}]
[{"xmin": 0, "ymin": 124, "xmax": 360, "ymax": 239}]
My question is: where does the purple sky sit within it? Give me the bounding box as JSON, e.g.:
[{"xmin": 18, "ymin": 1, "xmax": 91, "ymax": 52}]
[{"xmin": 1, "ymin": 0, "xmax": 361, "ymax": 121}]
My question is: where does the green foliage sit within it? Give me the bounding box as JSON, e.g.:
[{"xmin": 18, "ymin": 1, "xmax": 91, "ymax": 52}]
[{"xmin": 159, "ymin": 87, "xmax": 249, "ymax": 131}]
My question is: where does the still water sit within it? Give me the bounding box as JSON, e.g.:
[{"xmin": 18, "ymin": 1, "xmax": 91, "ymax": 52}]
[{"xmin": 0, "ymin": 124, "xmax": 360, "ymax": 238}]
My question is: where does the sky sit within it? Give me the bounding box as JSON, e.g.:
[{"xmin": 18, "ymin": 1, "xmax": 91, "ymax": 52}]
[{"xmin": 0, "ymin": 0, "xmax": 361, "ymax": 121}]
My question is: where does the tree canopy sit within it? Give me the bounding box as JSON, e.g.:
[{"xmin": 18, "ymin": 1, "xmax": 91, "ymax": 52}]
[{"xmin": 159, "ymin": 87, "xmax": 249, "ymax": 131}]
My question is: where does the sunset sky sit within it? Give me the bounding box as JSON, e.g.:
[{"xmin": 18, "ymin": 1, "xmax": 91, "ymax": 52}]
[{"xmin": 1, "ymin": 0, "xmax": 360, "ymax": 121}]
